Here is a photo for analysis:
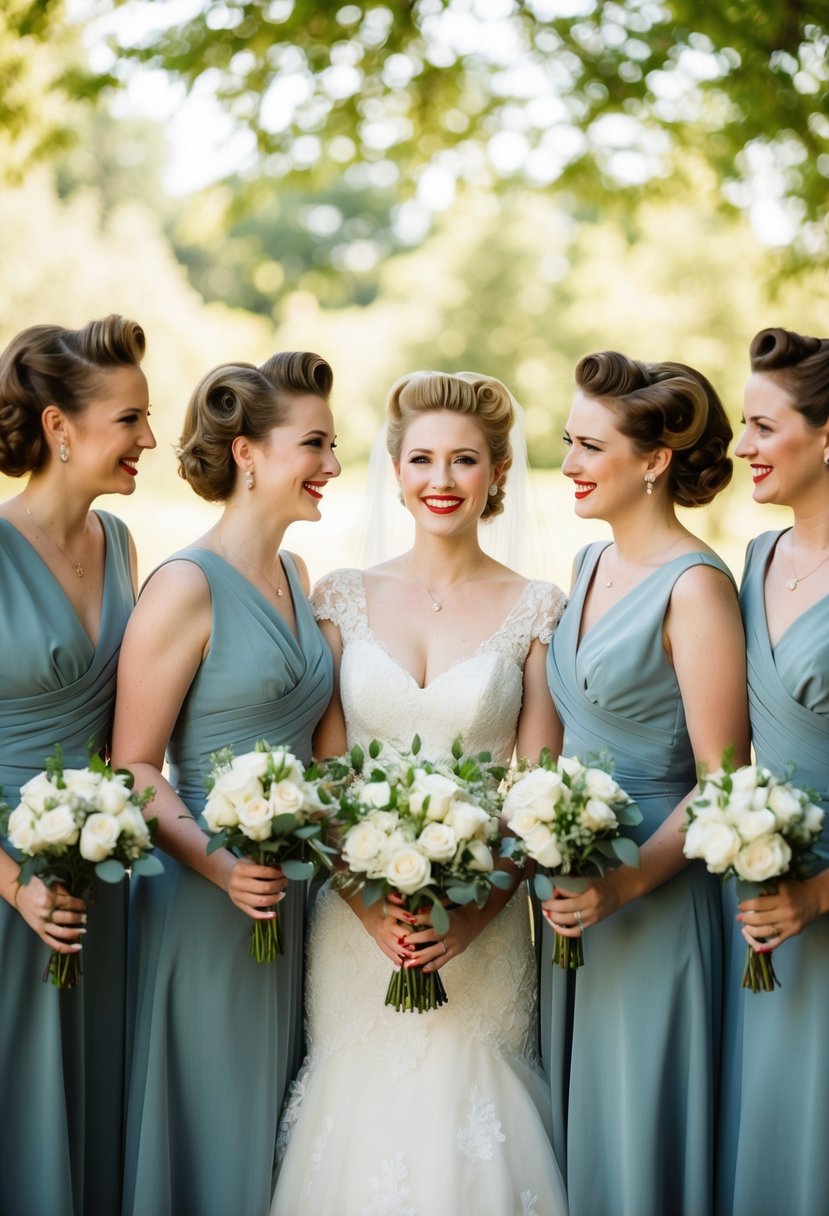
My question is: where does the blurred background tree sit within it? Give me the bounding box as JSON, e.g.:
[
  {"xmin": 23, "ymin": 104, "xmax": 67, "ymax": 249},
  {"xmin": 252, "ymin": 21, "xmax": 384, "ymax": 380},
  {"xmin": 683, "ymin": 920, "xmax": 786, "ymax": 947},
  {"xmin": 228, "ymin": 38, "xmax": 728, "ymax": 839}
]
[{"xmin": 1, "ymin": 0, "xmax": 828, "ymax": 578}]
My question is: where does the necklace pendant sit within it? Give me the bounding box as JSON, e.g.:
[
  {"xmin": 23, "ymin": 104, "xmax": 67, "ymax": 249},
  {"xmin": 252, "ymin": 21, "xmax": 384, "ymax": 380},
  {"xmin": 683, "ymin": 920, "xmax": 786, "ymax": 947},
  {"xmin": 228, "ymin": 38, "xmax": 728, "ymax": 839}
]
[
  {"xmin": 75, "ymin": 564, "xmax": 84, "ymax": 578},
  {"xmin": 605, "ymin": 579, "xmax": 613, "ymax": 589},
  {"xmin": 276, "ymin": 587, "xmax": 283, "ymax": 597},
  {"xmin": 787, "ymin": 577, "xmax": 798, "ymax": 591},
  {"xmin": 432, "ymin": 602, "xmax": 441, "ymax": 613}
]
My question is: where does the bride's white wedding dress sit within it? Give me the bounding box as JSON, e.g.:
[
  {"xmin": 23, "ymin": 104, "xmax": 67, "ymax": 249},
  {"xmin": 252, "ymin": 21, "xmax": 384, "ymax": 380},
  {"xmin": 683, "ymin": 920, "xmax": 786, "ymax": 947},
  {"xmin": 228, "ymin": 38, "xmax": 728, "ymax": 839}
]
[{"xmin": 270, "ymin": 570, "xmax": 569, "ymax": 1216}]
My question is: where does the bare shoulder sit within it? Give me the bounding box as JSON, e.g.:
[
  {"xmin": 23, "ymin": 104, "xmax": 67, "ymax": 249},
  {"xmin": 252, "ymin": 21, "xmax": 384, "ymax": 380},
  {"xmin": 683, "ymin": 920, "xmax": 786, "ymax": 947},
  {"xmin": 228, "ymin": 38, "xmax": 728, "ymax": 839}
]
[
  {"xmin": 138, "ymin": 556, "xmax": 211, "ymax": 617},
  {"xmin": 670, "ymin": 557, "xmax": 737, "ymax": 609},
  {"xmin": 283, "ymin": 550, "xmax": 310, "ymax": 595}
]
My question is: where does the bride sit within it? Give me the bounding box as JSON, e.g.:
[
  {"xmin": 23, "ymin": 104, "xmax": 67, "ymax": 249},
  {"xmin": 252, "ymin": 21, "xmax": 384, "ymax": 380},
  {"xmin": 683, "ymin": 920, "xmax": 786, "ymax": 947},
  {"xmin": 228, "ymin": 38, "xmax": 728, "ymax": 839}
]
[{"xmin": 270, "ymin": 371, "xmax": 569, "ymax": 1216}]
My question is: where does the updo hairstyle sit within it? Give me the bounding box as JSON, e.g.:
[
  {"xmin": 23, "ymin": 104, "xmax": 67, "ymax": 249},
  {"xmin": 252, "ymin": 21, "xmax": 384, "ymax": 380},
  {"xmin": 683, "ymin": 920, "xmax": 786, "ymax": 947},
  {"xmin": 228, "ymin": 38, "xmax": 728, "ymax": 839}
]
[
  {"xmin": 749, "ymin": 327, "xmax": 829, "ymax": 428},
  {"xmin": 0, "ymin": 315, "xmax": 146, "ymax": 477},
  {"xmin": 385, "ymin": 370, "xmax": 514, "ymax": 520},
  {"xmin": 575, "ymin": 351, "xmax": 733, "ymax": 507},
  {"xmin": 177, "ymin": 351, "xmax": 333, "ymax": 502}
]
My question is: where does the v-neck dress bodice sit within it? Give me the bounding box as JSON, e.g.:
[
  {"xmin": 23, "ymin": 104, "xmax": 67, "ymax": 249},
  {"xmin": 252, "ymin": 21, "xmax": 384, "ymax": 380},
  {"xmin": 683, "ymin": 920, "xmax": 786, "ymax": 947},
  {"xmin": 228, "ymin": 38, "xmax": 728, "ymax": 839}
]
[
  {"xmin": 269, "ymin": 567, "xmax": 569, "ymax": 1216},
  {"xmin": 122, "ymin": 548, "xmax": 333, "ymax": 1216},
  {"xmin": 718, "ymin": 530, "xmax": 829, "ymax": 1216},
  {"xmin": 0, "ymin": 510, "xmax": 134, "ymax": 1216},
  {"xmin": 543, "ymin": 541, "xmax": 735, "ymax": 1216}
]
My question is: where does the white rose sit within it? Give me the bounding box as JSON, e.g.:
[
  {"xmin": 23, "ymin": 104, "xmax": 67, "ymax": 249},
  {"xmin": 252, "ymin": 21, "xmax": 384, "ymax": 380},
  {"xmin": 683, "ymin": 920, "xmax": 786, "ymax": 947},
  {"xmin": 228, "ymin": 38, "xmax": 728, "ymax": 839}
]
[
  {"xmin": 504, "ymin": 768, "xmax": 566, "ymax": 823},
  {"xmin": 62, "ymin": 768, "xmax": 104, "ymax": 802},
  {"xmin": 98, "ymin": 777, "xmax": 132, "ymax": 816},
  {"xmin": 730, "ymin": 765, "xmax": 761, "ymax": 794},
  {"xmin": 386, "ymin": 846, "xmax": 431, "ymax": 894},
  {"xmin": 360, "ymin": 781, "xmax": 392, "ymax": 809},
  {"xmin": 683, "ymin": 819, "xmax": 741, "ymax": 872},
  {"xmin": 523, "ymin": 824, "xmax": 563, "ymax": 869},
  {"xmin": 267, "ymin": 780, "xmax": 306, "ymax": 819},
  {"xmin": 445, "ymin": 800, "xmax": 490, "ymax": 842},
  {"xmin": 6, "ymin": 806, "xmax": 43, "ymax": 853},
  {"xmin": 417, "ymin": 822, "xmax": 458, "ymax": 863},
  {"xmin": 804, "ymin": 802, "xmax": 825, "ymax": 836},
  {"xmin": 466, "ymin": 839, "xmax": 495, "ymax": 872},
  {"xmin": 202, "ymin": 790, "xmax": 239, "ymax": 831},
  {"xmin": 724, "ymin": 790, "xmax": 756, "ymax": 818},
  {"xmin": 38, "ymin": 805, "xmax": 79, "ymax": 847},
  {"xmin": 732, "ymin": 807, "xmax": 778, "ymax": 843},
  {"xmin": 230, "ymin": 751, "xmax": 271, "ymax": 780},
  {"xmin": 343, "ymin": 822, "xmax": 386, "ymax": 871},
  {"xmin": 237, "ymin": 797, "xmax": 274, "ymax": 843},
  {"xmin": 118, "ymin": 805, "xmax": 151, "ymax": 849},
  {"xmin": 408, "ymin": 771, "xmax": 461, "ymax": 821},
  {"xmin": 580, "ymin": 798, "xmax": 618, "ymax": 833},
  {"xmin": 506, "ymin": 806, "xmax": 541, "ymax": 840},
  {"xmin": 79, "ymin": 812, "xmax": 121, "ymax": 861},
  {"xmin": 19, "ymin": 772, "xmax": 62, "ymax": 814},
  {"xmin": 733, "ymin": 834, "xmax": 792, "ymax": 883},
  {"xmin": 767, "ymin": 784, "xmax": 804, "ymax": 826},
  {"xmin": 692, "ymin": 797, "xmax": 728, "ymax": 823},
  {"xmin": 584, "ymin": 768, "xmax": 619, "ymax": 800},
  {"xmin": 367, "ymin": 809, "xmax": 399, "ymax": 832},
  {"xmin": 211, "ymin": 767, "xmax": 263, "ymax": 810},
  {"xmin": 557, "ymin": 755, "xmax": 585, "ymax": 779}
]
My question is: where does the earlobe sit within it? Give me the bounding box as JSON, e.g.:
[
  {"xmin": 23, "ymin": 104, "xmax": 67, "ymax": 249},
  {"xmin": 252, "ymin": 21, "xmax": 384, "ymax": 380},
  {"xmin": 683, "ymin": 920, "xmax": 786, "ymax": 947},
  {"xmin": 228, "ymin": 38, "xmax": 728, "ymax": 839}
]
[{"xmin": 230, "ymin": 435, "xmax": 251, "ymax": 470}]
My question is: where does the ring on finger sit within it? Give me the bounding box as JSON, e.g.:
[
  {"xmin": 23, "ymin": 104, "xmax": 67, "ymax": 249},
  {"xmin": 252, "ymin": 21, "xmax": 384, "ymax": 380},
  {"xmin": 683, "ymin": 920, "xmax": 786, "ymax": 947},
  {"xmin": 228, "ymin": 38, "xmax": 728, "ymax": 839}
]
[
  {"xmin": 440, "ymin": 940, "xmax": 448, "ymax": 956},
  {"xmin": 43, "ymin": 910, "xmax": 53, "ymax": 924},
  {"xmin": 769, "ymin": 924, "xmax": 779, "ymax": 938},
  {"xmin": 575, "ymin": 910, "xmax": 584, "ymax": 934}
]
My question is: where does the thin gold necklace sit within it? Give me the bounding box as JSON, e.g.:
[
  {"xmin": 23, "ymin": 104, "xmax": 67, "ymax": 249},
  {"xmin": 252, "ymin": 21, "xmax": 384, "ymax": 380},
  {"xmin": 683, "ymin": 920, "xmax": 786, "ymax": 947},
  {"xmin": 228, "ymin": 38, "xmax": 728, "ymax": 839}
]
[
  {"xmin": 20, "ymin": 501, "xmax": 86, "ymax": 578},
  {"xmin": 787, "ymin": 545, "xmax": 829, "ymax": 591},
  {"xmin": 604, "ymin": 536, "xmax": 687, "ymax": 589},
  {"xmin": 217, "ymin": 535, "xmax": 285, "ymax": 598},
  {"xmin": 407, "ymin": 553, "xmax": 486, "ymax": 612}
]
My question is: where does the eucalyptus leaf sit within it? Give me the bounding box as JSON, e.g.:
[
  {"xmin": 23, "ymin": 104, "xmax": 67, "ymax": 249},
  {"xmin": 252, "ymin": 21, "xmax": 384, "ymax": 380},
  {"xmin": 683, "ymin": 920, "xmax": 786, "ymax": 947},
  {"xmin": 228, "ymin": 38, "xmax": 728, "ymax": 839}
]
[
  {"xmin": 205, "ymin": 830, "xmax": 230, "ymax": 855},
  {"xmin": 362, "ymin": 879, "xmax": 382, "ymax": 906},
  {"xmin": 489, "ymin": 870, "xmax": 515, "ymax": 889},
  {"xmin": 270, "ymin": 813, "xmax": 300, "ymax": 835},
  {"xmin": 534, "ymin": 872, "xmax": 554, "ymax": 901},
  {"xmin": 282, "ymin": 859, "xmax": 314, "ymax": 881},
  {"xmin": 446, "ymin": 882, "xmax": 475, "ymax": 904},
  {"xmin": 617, "ymin": 801, "xmax": 643, "ymax": 826},
  {"xmin": 131, "ymin": 853, "xmax": 164, "ymax": 877},
  {"xmin": 430, "ymin": 901, "xmax": 450, "ymax": 936},
  {"xmin": 95, "ymin": 858, "xmax": 126, "ymax": 884},
  {"xmin": 611, "ymin": 836, "xmax": 641, "ymax": 867}
]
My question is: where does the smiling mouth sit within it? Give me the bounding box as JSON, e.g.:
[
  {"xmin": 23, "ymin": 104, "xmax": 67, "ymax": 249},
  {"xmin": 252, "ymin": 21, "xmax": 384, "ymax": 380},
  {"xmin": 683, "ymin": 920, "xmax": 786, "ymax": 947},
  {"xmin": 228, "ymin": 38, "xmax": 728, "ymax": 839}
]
[
  {"xmin": 120, "ymin": 458, "xmax": 139, "ymax": 476},
  {"xmin": 573, "ymin": 481, "xmax": 596, "ymax": 500},
  {"xmin": 421, "ymin": 496, "xmax": 463, "ymax": 513},
  {"xmin": 750, "ymin": 465, "xmax": 773, "ymax": 483},
  {"xmin": 303, "ymin": 481, "xmax": 325, "ymax": 500}
]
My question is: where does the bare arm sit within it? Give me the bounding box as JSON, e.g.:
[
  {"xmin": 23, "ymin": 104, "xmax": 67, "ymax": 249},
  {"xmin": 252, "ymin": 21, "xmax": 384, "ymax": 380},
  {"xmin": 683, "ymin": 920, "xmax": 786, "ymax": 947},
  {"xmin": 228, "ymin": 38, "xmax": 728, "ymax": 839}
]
[
  {"xmin": 111, "ymin": 560, "xmax": 286, "ymax": 918},
  {"xmin": 312, "ymin": 617, "xmax": 347, "ymax": 758},
  {"xmin": 516, "ymin": 637, "xmax": 563, "ymax": 762},
  {"xmin": 547, "ymin": 564, "xmax": 750, "ymax": 929}
]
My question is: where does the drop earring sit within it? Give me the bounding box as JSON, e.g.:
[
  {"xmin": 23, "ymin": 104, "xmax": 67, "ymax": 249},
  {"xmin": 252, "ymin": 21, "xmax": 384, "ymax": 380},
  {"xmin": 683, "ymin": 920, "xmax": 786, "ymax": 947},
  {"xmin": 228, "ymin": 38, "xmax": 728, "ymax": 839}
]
[
  {"xmin": 644, "ymin": 471, "xmax": 654, "ymax": 496},
  {"xmin": 397, "ymin": 487, "xmax": 404, "ymax": 504},
  {"xmin": 488, "ymin": 484, "xmax": 498, "ymax": 497},
  {"xmin": 245, "ymin": 468, "xmax": 255, "ymax": 490},
  {"xmin": 59, "ymin": 441, "xmax": 70, "ymax": 464}
]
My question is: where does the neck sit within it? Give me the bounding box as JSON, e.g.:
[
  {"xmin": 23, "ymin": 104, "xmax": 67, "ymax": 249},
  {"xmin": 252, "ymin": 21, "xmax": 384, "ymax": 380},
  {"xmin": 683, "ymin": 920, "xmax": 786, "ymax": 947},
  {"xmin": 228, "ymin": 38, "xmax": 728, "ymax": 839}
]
[
  {"xmin": 20, "ymin": 476, "xmax": 94, "ymax": 542},
  {"xmin": 789, "ymin": 500, "xmax": 829, "ymax": 552},
  {"xmin": 407, "ymin": 533, "xmax": 485, "ymax": 583},
  {"xmin": 609, "ymin": 503, "xmax": 685, "ymax": 563},
  {"xmin": 216, "ymin": 500, "xmax": 287, "ymax": 564}
]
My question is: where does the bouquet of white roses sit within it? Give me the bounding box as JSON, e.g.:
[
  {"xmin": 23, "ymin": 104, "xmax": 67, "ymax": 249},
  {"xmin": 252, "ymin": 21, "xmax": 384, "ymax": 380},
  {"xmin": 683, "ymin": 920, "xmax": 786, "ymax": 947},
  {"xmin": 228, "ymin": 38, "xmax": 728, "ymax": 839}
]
[
  {"xmin": 330, "ymin": 736, "xmax": 510, "ymax": 1013},
  {"xmin": 201, "ymin": 741, "xmax": 338, "ymax": 963},
  {"xmin": 682, "ymin": 751, "xmax": 824, "ymax": 992},
  {"xmin": 502, "ymin": 749, "xmax": 641, "ymax": 970},
  {"xmin": 0, "ymin": 747, "xmax": 159, "ymax": 989}
]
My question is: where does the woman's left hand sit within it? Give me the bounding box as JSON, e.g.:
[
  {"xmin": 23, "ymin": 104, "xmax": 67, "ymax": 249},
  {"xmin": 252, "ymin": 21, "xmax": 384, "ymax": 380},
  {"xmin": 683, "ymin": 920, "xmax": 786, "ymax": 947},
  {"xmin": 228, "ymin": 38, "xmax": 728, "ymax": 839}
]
[
  {"xmin": 541, "ymin": 870, "xmax": 630, "ymax": 934},
  {"xmin": 737, "ymin": 876, "xmax": 826, "ymax": 949}
]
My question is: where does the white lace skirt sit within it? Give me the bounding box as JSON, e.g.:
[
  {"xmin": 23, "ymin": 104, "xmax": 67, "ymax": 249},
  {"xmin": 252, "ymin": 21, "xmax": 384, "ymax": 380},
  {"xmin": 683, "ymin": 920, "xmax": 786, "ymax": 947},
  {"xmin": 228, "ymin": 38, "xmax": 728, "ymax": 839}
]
[{"xmin": 271, "ymin": 883, "xmax": 568, "ymax": 1216}]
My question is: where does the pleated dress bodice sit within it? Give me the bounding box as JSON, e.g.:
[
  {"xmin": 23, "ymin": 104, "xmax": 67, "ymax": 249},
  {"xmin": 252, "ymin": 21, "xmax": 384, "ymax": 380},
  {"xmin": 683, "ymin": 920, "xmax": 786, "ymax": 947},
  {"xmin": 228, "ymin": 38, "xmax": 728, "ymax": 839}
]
[
  {"xmin": 123, "ymin": 547, "xmax": 333, "ymax": 1216},
  {"xmin": 0, "ymin": 510, "xmax": 134, "ymax": 1216},
  {"xmin": 543, "ymin": 541, "xmax": 734, "ymax": 1216},
  {"xmin": 718, "ymin": 530, "xmax": 829, "ymax": 1216}
]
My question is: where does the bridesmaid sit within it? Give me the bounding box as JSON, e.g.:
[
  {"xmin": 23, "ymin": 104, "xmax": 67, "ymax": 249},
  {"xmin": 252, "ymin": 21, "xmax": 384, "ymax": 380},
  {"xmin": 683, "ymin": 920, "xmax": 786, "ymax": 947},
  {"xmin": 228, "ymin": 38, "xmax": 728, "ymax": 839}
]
[
  {"xmin": 0, "ymin": 316, "xmax": 154, "ymax": 1216},
  {"xmin": 717, "ymin": 327, "xmax": 829, "ymax": 1216},
  {"xmin": 541, "ymin": 351, "xmax": 750, "ymax": 1216},
  {"xmin": 114, "ymin": 353, "xmax": 340, "ymax": 1216}
]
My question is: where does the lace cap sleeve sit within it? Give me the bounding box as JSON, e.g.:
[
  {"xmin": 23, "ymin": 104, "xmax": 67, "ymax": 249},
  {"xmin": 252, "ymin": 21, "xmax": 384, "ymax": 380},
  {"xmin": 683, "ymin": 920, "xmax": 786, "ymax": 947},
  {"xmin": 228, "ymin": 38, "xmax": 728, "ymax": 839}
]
[
  {"xmin": 310, "ymin": 568, "xmax": 367, "ymax": 643},
  {"xmin": 528, "ymin": 580, "xmax": 567, "ymax": 646}
]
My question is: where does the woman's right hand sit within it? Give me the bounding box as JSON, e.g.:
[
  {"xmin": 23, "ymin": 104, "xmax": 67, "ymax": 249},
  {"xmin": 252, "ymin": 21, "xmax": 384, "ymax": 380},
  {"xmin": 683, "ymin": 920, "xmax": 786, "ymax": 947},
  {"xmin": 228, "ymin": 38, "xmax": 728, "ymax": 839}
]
[
  {"xmin": 348, "ymin": 890, "xmax": 411, "ymax": 964},
  {"xmin": 14, "ymin": 878, "xmax": 86, "ymax": 951},
  {"xmin": 226, "ymin": 858, "xmax": 288, "ymax": 920}
]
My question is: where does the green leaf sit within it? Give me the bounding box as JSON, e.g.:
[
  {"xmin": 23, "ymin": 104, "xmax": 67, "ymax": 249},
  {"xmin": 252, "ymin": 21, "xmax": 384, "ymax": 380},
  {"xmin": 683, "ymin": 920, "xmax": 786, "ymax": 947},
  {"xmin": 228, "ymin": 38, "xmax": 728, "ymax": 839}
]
[
  {"xmin": 451, "ymin": 738, "xmax": 463, "ymax": 760},
  {"xmin": 446, "ymin": 882, "xmax": 475, "ymax": 904},
  {"xmin": 611, "ymin": 836, "xmax": 641, "ymax": 867},
  {"xmin": 362, "ymin": 879, "xmax": 383, "ymax": 906},
  {"xmin": 534, "ymin": 872, "xmax": 554, "ymax": 901},
  {"xmin": 430, "ymin": 901, "xmax": 450, "ymax": 936},
  {"xmin": 95, "ymin": 858, "xmax": 127, "ymax": 884},
  {"xmin": 350, "ymin": 744, "xmax": 364, "ymax": 771},
  {"xmin": 270, "ymin": 813, "xmax": 301, "ymax": 836},
  {"xmin": 489, "ymin": 869, "xmax": 514, "ymax": 889},
  {"xmin": 411, "ymin": 734, "xmax": 421, "ymax": 756},
  {"xmin": 368, "ymin": 739, "xmax": 382, "ymax": 759},
  {"xmin": 206, "ymin": 829, "xmax": 230, "ymax": 855},
  {"xmin": 282, "ymin": 859, "xmax": 314, "ymax": 881},
  {"xmin": 131, "ymin": 853, "xmax": 164, "ymax": 877},
  {"xmin": 616, "ymin": 801, "xmax": 643, "ymax": 826},
  {"xmin": 294, "ymin": 823, "xmax": 320, "ymax": 839}
]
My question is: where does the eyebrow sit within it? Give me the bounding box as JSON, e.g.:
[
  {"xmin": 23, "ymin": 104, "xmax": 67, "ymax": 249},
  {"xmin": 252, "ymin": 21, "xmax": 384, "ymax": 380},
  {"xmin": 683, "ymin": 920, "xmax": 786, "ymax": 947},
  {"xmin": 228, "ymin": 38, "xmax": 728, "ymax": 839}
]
[
  {"xmin": 563, "ymin": 430, "xmax": 607, "ymax": 445},
  {"xmin": 407, "ymin": 446, "xmax": 481, "ymax": 455},
  {"xmin": 301, "ymin": 428, "xmax": 332, "ymax": 438},
  {"xmin": 744, "ymin": 414, "xmax": 775, "ymax": 424}
]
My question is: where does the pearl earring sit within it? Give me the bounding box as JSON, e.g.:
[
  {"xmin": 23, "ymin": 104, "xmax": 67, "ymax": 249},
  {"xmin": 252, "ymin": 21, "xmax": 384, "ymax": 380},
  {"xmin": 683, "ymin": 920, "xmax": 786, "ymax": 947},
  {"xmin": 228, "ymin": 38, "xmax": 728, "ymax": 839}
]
[
  {"xmin": 59, "ymin": 441, "xmax": 70, "ymax": 464},
  {"xmin": 245, "ymin": 468, "xmax": 255, "ymax": 490},
  {"xmin": 397, "ymin": 488, "xmax": 404, "ymax": 504},
  {"xmin": 488, "ymin": 484, "xmax": 498, "ymax": 497},
  {"xmin": 645, "ymin": 472, "xmax": 654, "ymax": 496}
]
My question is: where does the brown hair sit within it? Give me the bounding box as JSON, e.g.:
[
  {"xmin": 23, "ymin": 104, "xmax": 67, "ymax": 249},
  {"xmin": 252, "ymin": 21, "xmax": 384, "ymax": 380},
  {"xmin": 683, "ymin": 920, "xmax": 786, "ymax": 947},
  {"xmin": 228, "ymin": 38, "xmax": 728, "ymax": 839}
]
[
  {"xmin": 385, "ymin": 370, "xmax": 514, "ymax": 519},
  {"xmin": 749, "ymin": 327, "xmax": 829, "ymax": 428},
  {"xmin": 575, "ymin": 350, "xmax": 733, "ymax": 507},
  {"xmin": 177, "ymin": 351, "xmax": 333, "ymax": 502},
  {"xmin": 0, "ymin": 315, "xmax": 146, "ymax": 477}
]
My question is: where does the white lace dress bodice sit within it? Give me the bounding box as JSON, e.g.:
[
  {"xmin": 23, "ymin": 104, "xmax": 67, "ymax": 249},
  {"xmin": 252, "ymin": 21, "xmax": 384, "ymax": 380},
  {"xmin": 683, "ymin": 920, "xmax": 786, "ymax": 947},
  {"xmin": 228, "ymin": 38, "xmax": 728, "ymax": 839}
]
[{"xmin": 270, "ymin": 571, "xmax": 569, "ymax": 1216}]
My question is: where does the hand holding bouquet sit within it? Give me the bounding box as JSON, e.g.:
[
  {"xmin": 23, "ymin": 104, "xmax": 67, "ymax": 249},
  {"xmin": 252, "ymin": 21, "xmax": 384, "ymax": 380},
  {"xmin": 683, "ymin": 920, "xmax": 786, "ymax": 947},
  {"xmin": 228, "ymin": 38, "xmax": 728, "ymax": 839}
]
[
  {"xmin": 682, "ymin": 751, "xmax": 823, "ymax": 992},
  {"xmin": 330, "ymin": 736, "xmax": 510, "ymax": 1012},
  {"xmin": 502, "ymin": 750, "xmax": 641, "ymax": 970},
  {"xmin": 0, "ymin": 747, "xmax": 159, "ymax": 988},
  {"xmin": 201, "ymin": 741, "xmax": 338, "ymax": 963}
]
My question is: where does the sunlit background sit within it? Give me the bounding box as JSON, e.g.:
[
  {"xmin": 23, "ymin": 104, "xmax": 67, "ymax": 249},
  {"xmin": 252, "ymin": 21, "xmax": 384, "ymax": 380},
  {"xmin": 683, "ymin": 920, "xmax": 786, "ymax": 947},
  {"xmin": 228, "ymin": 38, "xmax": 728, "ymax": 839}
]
[{"xmin": 2, "ymin": 0, "xmax": 827, "ymax": 584}]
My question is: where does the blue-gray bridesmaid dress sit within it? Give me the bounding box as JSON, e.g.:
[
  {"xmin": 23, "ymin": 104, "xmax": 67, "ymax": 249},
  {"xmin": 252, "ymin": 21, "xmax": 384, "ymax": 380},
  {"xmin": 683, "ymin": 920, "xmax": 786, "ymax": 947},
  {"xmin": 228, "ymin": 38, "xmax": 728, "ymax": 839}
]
[
  {"xmin": 717, "ymin": 530, "xmax": 829, "ymax": 1216},
  {"xmin": 0, "ymin": 512, "xmax": 134, "ymax": 1216},
  {"xmin": 543, "ymin": 542, "xmax": 732, "ymax": 1216},
  {"xmin": 122, "ymin": 549, "xmax": 333, "ymax": 1216}
]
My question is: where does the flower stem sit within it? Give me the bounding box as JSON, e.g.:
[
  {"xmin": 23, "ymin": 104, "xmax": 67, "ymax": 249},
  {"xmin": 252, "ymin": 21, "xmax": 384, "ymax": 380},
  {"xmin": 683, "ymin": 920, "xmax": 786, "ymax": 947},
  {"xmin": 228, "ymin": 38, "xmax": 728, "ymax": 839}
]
[
  {"xmin": 43, "ymin": 948, "xmax": 82, "ymax": 990},
  {"xmin": 552, "ymin": 930, "xmax": 585, "ymax": 970},
  {"xmin": 741, "ymin": 944, "xmax": 779, "ymax": 993},
  {"xmin": 249, "ymin": 913, "xmax": 283, "ymax": 963}
]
